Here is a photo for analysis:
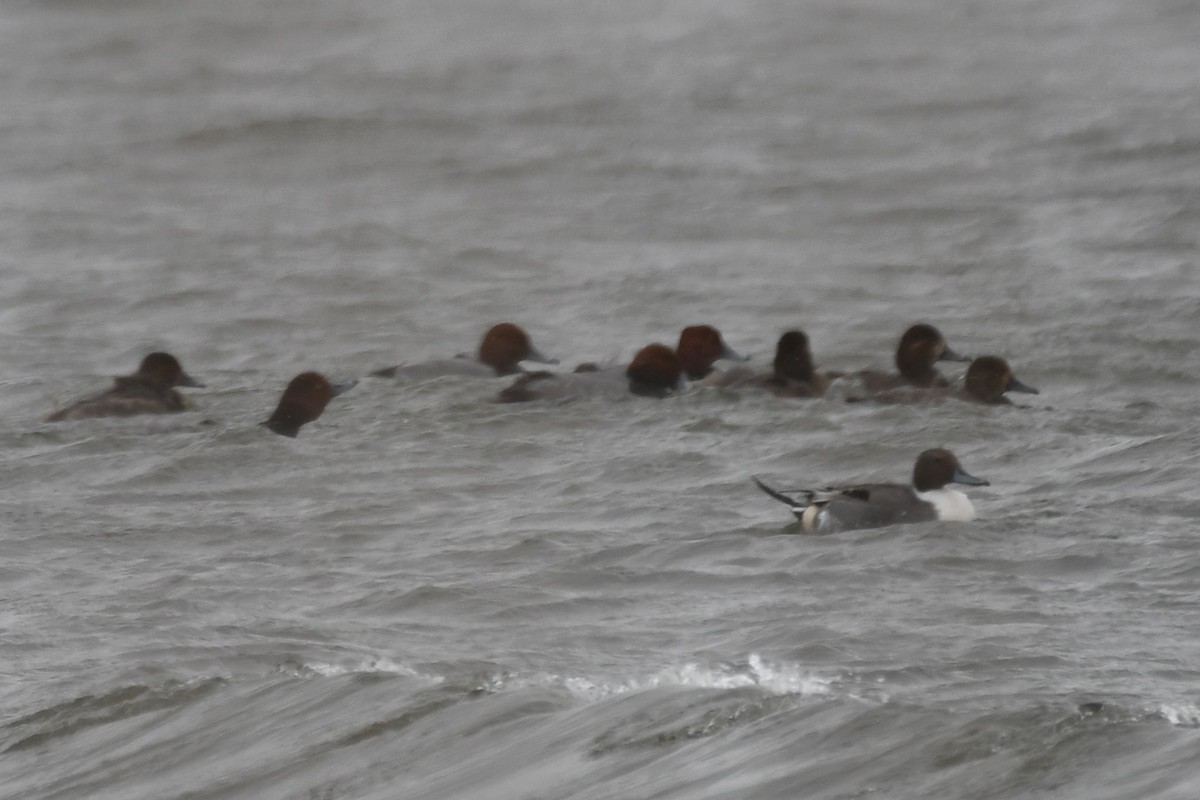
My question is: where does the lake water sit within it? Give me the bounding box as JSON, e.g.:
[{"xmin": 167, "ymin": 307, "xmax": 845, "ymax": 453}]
[{"xmin": 2, "ymin": 1, "xmax": 1199, "ymax": 798}]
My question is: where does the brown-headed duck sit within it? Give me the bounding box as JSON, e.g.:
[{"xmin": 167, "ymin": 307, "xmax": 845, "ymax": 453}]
[
  {"xmin": 625, "ymin": 343, "xmax": 686, "ymax": 398},
  {"xmin": 675, "ymin": 325, "xmax": 748, "ymax": 380},
  {"xmin": 753, "ymin": 448, "xmax": 989, "ymax": 533},
  {"xmin": 960, "ymin": 356, "xmax": 1039, "ymax": 404},
  {"xmin": 707, "ymin": 330, "xmax": 835, "ymax": 397},
  {"xmin": 371, "ymin": 322, "xmax": 556, "ymax": 380},
  {"xmin": 46, "ymin": 352, "xmax": 204, "ymax": 421},
  {"xmin": 495, "ymin": 324, "xmax": 744, "ymax": 403},
  {"xmin": 845, "ymin": 323, "xmax": 969, "ymax": 395},
  {"xmin": 497, "ymin": 342, "xmax": 685, "ymax": 403},
  {"xmin": 847, "ymin": 355, "xmax": 1039, "ymax": 406},
  {"xmin": 262, "ymin": 372, "xmax": 357, "ymax": 437}
]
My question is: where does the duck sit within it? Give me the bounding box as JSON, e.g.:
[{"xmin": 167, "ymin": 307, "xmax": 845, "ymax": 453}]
[
  {"xmin": 960, "ymin": 356, "xmax": 1038, "ymax": 404},
  {"xmin": 752, "ymin": 448, "xmax": 989, "ymax": 533},
  {"xmin": 371, "ymin": 322, "xmax": 556, "ymax": 379},
  {"xmin": 706, "ymin": 329, "xmax": 834, "ymax": 397},
  {"xmin": 262, "ymin": 372, "xmax": 357, "ymax": 437},
  {"xmin": 495, "ymin": 324, "xmax": 744, "ymax": 403},
  {"xmin": 837, "ymin": 323, "xmax": 969, "ymax": 398},
  {"xmin": 46, "ymin": 352, "xmax": 204, "ymax": 421},
  {"xmin": 497, "ymin": 342, "xmax": 684, "ymax": 402},
  {"xmin": 675, "ymin": 325, "xmax": 748, "ymax": 380},
  {"xmin": 625, "ymin": 343, "xmax": 686, "ymax": 397},
  {"xmin": 847, "ymin": 355, "xmax": 1039, "ymax": 406}
]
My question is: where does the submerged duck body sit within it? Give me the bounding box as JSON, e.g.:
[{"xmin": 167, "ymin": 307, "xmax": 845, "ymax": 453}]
[
  {"xmin": 708, "ymin": 330, "xmax": 832, "ymax": 397},
  {"xmin": 497, "ymin": 342, "xmax": 685, "ymax": 402},
  {"xmin": 46, "ymin": 352, "xmax": 204, "ymax": 421},
  {"xmin": 495, "ymin": 364, "xmax": 628, "ymax": 403},
  {"xmin": 753, "ymin": 448, "xmax": 989, "ymax": 533},
  {"xmin": 262, "ymin": 372, "xmax": 357, "ymax": 437},
  {"xmin": 851, "ymin": 355, "xmax": 1040, "ymax": 406},
  {"xmin": 496, "ymin": 324, "xmax": 744, "ymax": 403},
  {"xmin": 371, "ymin": 322, "xmax": 556, "ymax": 380}
]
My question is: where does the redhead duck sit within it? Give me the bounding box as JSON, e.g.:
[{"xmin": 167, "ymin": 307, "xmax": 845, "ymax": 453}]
[
  {"xmin": 753, "ymin": 448, "xmax": 989, "ymax": 533},
  {"xmin": 371, "ymin": 322, "xmax": 555, "ymax": 379},
  {"xmin": 675, "ymin": 325, "xmax": 748, "ymax": 380},
  {"xmin": 625, "ymin": 343, "xmax": 686, "ymax": 398},
  {"xmin": 46, "ymin": 352, "xmax": 204, "ymax": 421},
  {"xmin": 262, "ymin": 372, "xmax": 357, "ymax": 437}
]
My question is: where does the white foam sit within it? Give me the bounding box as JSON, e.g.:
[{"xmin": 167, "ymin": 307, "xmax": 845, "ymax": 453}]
[
  {"xmin": 1158, "ymin": 702, "xmax": 1200, "ymax": 727},
  {"xmin": 747, "ymin": 653, "xmax": 833, "ymax": 696},
  {"xmin": 492, "ymin": 654, "xmax": 832, "ymax": 702},
  {"xmin": 284, "ymin": 656, "xmax": 442, "ymax": 683}
]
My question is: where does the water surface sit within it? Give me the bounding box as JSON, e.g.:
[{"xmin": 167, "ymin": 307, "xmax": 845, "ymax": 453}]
[{"xmin": 2, "ymin": 1, "xmax": 1199, "ymax": 798}]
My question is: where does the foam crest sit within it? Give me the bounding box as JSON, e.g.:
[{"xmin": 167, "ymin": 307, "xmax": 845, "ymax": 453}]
[
  {"xmin": 490, "ymin": 654, "xmax": 832, "ymax": 702},
  {"xmin": 1157, "ymin": 702, "xmax": 1200, "ymax": 727},
  {"xmin": 281, "ymin": 656, "xmax": 441, "ymax": 683}
]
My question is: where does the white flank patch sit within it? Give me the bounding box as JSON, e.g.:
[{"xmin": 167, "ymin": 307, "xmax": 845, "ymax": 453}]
[
  {"xmin": 800, "ymin": 503, "xmax": 824, "ymax": 532},
  {"xmin": 916, "ymin": 488, "xmax": 976, "ymax": 521}
]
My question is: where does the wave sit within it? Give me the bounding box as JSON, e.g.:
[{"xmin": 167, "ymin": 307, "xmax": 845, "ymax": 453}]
[
  {"xmin": 517, "ymin": 653, "xmax": 832, "ymax": 702},
  {"xmin": 2, "ymin": 677, "xmax": 224, "ymax": 754}
]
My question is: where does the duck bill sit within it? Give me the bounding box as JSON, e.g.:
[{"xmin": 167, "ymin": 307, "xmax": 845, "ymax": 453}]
[
  {"xmin": 331, "ymin": 378, "xmax": 358, "ymax": 397},
  {"xmin": 952, "ymin": 467, "xmax": 990, "ymax": 487},
  {"xmin": 179, "ymin": 373, "xmax": 205, "ymax": 388},
  {"xmin": 260, "ymin": 418, "xmax": 300, "ymax": 438},
  {"xmin": 719, "ymin": 341, "xmax": 750, "ymax": 363},
  {"xmin": 1006, "ymin": 376, "xmax": 1039, "ymax": 394},
  {"xmin": 525, "ymin": 346, "xmax": 559, "ymax": 366},
  {"xmin": 939, "ymin": 345, "xmax": 970, "ymax": 363}
]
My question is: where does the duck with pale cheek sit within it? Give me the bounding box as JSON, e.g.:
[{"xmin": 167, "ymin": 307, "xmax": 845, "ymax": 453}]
[
  {"xmin": 371, "ymin": 322, "xmax": 556, "ymax": 380},
  {"xmin": 46, "ymin": 352, "xmax": 204, "ymax": 421},
  {"xmin": 753, "ymin": 449, "xmax": 989, "ymax": 533}
]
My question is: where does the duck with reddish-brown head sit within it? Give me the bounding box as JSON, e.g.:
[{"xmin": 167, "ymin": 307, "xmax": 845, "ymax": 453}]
[
  {"xmin": 496, "ymin": 324, "xmax": 742, "ymax": 403},
  {"xmin": 262, "ymin": 372, "xmax": 357, "ymax": 437},
  {"xmin": 674, "ymin": 325, "xmax": 748, "ymax": 380},
  {"xmin": 838, "ymin": 353, "xmax": 1039, "ymax": 406},
  {"xmin": 832, "ymin": 323, "xmax": 969, "ymax": 401},
  {"xmin": 46, "ymin": 352, "xmax": 204, "ymax": 421},
  {"xmin": 371, "ymin": 322, "xmax": 556, "ymax": 380},
  {"xmin": 960, "ymin": 356, "xmax": 1039, "ymax": 405}
]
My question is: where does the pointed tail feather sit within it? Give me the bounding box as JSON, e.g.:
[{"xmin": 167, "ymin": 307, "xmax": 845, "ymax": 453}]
[{"xmin": 751, "ymin": 476, "xmax": 811, "ymax": 508}]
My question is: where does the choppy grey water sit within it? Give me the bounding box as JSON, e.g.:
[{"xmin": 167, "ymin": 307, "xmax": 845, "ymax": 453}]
[{"xmin": 2, "ymin": 1, "xmax": 1199, "ymax": 798}]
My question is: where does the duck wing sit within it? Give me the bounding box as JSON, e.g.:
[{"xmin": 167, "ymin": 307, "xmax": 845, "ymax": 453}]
[{"xmin": 819, "ymin": 483, "xmax": 936, "ymax": 528}]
